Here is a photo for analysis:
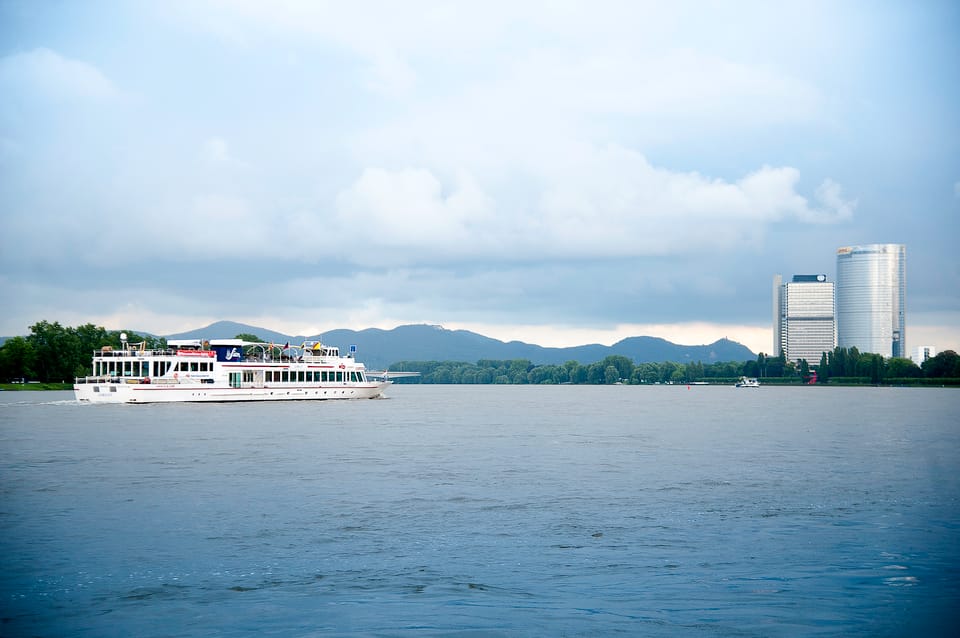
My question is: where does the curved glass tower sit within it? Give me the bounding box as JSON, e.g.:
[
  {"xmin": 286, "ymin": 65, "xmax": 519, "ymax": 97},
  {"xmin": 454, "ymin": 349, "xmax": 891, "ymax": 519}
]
[{"xmin": 835, "ymin": 244, "xmax": 906, "ymax": 358}]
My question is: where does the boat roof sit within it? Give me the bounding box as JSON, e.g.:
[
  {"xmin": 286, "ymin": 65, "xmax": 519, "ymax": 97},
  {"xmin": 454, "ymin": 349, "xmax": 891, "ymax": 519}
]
[
  {"xmin": 168, "ymin": 339, "xmax": 202, "ymax": 348},
  {"xmin": 168, "ymin": 339, "xmax": 266, "ymax": 348}
]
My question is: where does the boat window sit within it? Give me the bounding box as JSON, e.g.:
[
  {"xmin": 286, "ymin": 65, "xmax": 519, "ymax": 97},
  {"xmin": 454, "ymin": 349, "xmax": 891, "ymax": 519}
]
[
  {"xmin": 358, "ymin": 372, "xmax": 364, "ymax": 382},
  {"xmin": 336, "ymin": 371, "xmax": 343, "ymax": 382},
  {"xmin": 298, "ymin": 371, "xmax": 305, "ymax": 383}
]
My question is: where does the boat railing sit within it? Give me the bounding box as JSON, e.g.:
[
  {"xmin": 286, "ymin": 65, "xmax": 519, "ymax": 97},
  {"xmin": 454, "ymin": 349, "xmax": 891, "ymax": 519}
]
[
  {"xmin": 74, "ymin": 375, "xmax": 152, "ymax": 385},
  {"xmin": 74, "ymin": 374, "xmax": 209, "ymax": 386},
  {"xmin": 93, "ymin": 348, "xmax": 177, "ymax": 358}
]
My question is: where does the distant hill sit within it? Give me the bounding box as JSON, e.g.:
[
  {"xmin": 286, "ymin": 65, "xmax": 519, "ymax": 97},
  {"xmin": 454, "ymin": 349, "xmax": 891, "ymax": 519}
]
[{"xmin": 165, "ymin": 321, "xmax": 756, "ymax": 370}]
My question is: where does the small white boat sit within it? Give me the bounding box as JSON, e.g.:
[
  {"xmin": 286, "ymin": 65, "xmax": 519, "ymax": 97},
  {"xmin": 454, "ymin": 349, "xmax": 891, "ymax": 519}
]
[
  {"xmin": 735, "ymin": 376, "xmax": 760, "ymax": 388},
  {"xmin": 74, "ymin": 335, "xmax": 390, "ymax": 404}
]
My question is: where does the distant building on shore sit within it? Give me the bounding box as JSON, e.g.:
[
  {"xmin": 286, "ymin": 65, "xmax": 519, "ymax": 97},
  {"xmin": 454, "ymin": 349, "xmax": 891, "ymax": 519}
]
[
  {"xmin": 911, "ymin": 346, "xmax": 936, "ymax": 367},
  {"xmin": 773, "ymin": 274, "xmax": 836, "ymax": 363},
  {"xmin": 836, "ymin": 244, "xmax": 906, "ymax": 358}
]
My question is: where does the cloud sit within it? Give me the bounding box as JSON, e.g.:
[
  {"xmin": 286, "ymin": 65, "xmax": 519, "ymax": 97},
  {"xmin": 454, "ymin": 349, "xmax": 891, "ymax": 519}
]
[
  {"xmin": 335, "ymin": 168, "xmax": 494, "ymax": 256},
  {"xmin": 176, "ymin": 1, "xmax": 822, "ymax": 117},
  {"xmin": 0, "ymin": 48, "xmax": 123, "ymax": 103},
  {"xmin": 332, "ymin": 149, "xmax": 854, "ymax": 264},
  {"xmin": 200, "ymin": 137, "xmax": 249, "ymax": 169}
]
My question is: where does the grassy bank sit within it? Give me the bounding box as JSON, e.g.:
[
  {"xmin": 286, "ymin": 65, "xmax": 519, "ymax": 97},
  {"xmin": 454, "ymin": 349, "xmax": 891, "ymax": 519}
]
[{"xmin": 0, "ymin": 383, "xmax": 73, "ymax": 391}]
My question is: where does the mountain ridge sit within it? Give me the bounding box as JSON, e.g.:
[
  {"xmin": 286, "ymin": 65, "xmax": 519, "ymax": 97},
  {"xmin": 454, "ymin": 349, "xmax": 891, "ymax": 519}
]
[{"xmin": 165, "ymin": 321, "xmax": 756, "ymax": 370}]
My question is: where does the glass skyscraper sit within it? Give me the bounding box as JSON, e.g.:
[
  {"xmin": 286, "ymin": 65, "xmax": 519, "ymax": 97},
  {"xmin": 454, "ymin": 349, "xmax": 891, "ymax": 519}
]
[
  {"xmin": 774, "ymin": 274, "xmax": 836, "ymax": 363},
  {"xmin": 835, "ymin": 244, "xmax": 906, "ymax": 358}
]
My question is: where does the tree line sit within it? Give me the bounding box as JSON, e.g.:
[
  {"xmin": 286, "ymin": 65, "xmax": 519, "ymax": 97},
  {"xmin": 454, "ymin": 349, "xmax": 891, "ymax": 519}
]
[
  {"xmin": 2, "ymin": 321, "xmax": 958, "ymax": 385},
  {"xmin": 391, "ymin": 347, "xmax": 960, "ymax": 385},
  {"xmin": 0, "ymin": 321, "xmax": 164, "ymax": 383}
]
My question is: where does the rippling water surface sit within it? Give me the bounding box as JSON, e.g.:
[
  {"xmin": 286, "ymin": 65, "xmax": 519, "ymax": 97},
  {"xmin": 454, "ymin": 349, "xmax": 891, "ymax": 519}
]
[{"xmin": 1, "ymin": 385, "xmax": 958, "ymax": 636}]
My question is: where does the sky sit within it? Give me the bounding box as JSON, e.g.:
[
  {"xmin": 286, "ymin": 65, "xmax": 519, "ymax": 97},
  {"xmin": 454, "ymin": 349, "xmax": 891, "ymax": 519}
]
[{"xmin": 1, "ymin": 0, "xmax": 958, "ymax": 355}]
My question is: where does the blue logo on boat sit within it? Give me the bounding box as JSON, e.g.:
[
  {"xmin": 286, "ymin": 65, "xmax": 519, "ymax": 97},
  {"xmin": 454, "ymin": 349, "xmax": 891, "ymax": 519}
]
[{"xmin": 212, "ymin": 345, "xmax": 245, "ymax": 362}]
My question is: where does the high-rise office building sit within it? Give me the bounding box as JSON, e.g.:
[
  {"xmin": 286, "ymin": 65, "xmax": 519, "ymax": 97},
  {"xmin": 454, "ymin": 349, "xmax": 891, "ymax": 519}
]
[
  {"xmin": 836, "ymin": 244, "xmax": 906, "ymax": 358},
  {"xmin": 774, "ymin": 274, "xmax": 836, "ymax": 363}
]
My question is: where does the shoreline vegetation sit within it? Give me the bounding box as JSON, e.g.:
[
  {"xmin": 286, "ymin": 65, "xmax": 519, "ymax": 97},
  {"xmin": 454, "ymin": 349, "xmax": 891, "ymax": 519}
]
[
  {"xmin": 1, "ymin": 383, "xmax": 73, "ymax": 391},
  {"xmin": 2, "ymin": 321, "xmax": 958, "ymax": 389}
]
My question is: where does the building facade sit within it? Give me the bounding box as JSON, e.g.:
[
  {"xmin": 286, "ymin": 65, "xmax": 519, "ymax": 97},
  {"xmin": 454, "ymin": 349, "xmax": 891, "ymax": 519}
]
[
  {"xmin": 774, "ymin": 274, "xmax": 836, "ymax": 363},
  {"xmin": 835, "ymin": 244, "xmax": 906, "ymax": 358},
  {"xmin": 911, "ymin": 346, "xmax": 936, "ymax": 367}
]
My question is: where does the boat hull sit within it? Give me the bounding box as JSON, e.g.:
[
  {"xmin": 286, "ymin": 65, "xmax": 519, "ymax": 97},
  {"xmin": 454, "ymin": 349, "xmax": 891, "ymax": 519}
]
[{"xmin": 74, "ymin": 381, "xmax": 391, "ymax": 404}]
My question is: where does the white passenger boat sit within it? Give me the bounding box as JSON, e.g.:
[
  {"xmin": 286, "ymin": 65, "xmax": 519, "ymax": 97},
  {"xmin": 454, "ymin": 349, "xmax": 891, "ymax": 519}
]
[
  {"xmin": 74, "ymin": 335, "xmax": 390, "ymax": 403},
  {"xmin": 735, "ymin": 376, "xmax": 760, "ymax": 388}
]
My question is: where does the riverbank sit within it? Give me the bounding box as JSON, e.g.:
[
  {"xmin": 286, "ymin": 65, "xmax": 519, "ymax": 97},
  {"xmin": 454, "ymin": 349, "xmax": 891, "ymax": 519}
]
[{"xmin": 0, "ymin": 383, "xmax": 73, "ymax": 391}]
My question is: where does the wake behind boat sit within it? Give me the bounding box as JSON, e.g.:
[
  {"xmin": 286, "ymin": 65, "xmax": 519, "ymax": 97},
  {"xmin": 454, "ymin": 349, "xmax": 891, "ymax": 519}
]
[{"xmin": 74, "ymin": 335, "xmax": 390, "ymax": 404}]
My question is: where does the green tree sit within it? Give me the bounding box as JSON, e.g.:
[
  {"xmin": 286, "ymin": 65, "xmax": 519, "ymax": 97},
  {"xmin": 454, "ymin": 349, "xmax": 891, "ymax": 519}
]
[
  {"xmin": 765, "ymin": 354, "xmax": 785, "ymax": 377},
  {"xmin": 27, "ymin": 320, "xmax": 83, "ymax": 381},
  {"xmin": 756, "ymin": 353, "xmax": 767, "ymax": 377},
  {"xmin": 529, "ymin": 364, "xmax": 564, "ymax": 384},
  {"xmin": 659, "ymin": 361, "xmax": 680, "ymax": 383},
  {"xmin": 586, "ymin": 362, "xmax": 605, "ymax": 384},
  {"xmin": 600, "ymin": 355, "xmax": 633, "ymax": 382},
  {"xmin": 569, "ymin": 363, "xmax": 588, "ymax": 384},
  {"xmin": 604, "ymin": 365, "xmax": 620, "ymax": 384},
  {"xmin": 75, "ymin": 323, "xmax": 112, "ymax": 357},
  {"xmin": 632, "ymin": 362, "xmax": 659, "ymax": 384},
  {"xmin": 885, "ymin": 357, "xmax": 921, "ymax": 379},
  {"xmin": 922, "ymin": 350, "xmax": 960, "ymax": 378},
  {"xmin": 235, "ymin": 333, "xmax": 263, "ymax": 342},
  {"xmin": 508, "ymin": 359, "xmax": 532, "ymax": 384},
  {"xmin": 866, "ymin": 354, "xmax": 883, "ymax": 384},
  {"xmin": 0, "ymin": 336, "xmax": 37, "ymax": 381}
]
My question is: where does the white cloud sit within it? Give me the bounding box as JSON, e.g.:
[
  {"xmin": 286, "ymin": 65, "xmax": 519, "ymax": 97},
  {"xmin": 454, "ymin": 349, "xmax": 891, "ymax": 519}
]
[
  {"xmin": 200, "ymin": 137, "xmax": 249, "ymax": 169},
  {"xmin": 332, "ymin": 150, "xmax": 854, "ymax": 264},
  {"xmin": 0, "ymin": 48, "xmax": 123, "ymax": 103},
  {"xmin": 335, "ymin": 168, "xmax": 494, "ymax": 255}
]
